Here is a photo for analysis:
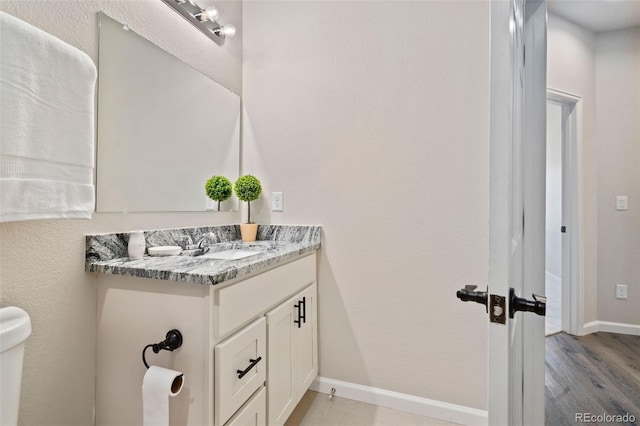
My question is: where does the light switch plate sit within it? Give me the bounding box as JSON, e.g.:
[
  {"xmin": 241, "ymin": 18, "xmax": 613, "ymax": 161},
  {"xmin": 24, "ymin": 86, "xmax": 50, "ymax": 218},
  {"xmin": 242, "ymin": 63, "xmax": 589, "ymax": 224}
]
[
  {"xmin": 272, "ymin": 192, "xmax": 283, "ymax": 212},
  {"xmin": 616, "ymin": 196, "xmax": 628, "ymax": 211}
]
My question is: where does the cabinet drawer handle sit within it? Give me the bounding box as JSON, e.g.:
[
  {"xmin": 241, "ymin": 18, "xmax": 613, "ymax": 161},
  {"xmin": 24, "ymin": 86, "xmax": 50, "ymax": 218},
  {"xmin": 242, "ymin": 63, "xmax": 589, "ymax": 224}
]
[
  {"xmin": 294, "ymin": 301, "xmax": 302, "ymax": 328},
  {"xmin": 294, "ymin": 297, "xmax": 307, "ymax": 328},
  {"xmin": 300, "ymin": 296, "xmax": 307, "ymax": 324},
  {"xmin": 236, "ymin": 356, "xmax": 262, "ymax": 379}
]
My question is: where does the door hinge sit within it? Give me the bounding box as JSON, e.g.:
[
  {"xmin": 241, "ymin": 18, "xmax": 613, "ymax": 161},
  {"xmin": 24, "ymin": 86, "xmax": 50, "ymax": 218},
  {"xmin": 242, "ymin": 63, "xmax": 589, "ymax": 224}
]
[{"xmin": 561, "ymin": 226, "xmax": 566, "ymax": 233}]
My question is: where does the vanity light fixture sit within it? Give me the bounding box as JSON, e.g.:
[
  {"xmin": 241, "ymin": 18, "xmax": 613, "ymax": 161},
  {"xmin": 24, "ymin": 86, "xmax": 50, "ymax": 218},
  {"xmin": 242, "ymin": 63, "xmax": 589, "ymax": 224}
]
[
  {"xmin": 194, "ymin": 6, "xmax": 218, "ymax": 22},
  {"xmin": 215, "ymin": 24, "xmax": 236, "ymax": 37},
  {"xmin": 161, "ymin": 0, "xmax": 236, "ymax": 46}
]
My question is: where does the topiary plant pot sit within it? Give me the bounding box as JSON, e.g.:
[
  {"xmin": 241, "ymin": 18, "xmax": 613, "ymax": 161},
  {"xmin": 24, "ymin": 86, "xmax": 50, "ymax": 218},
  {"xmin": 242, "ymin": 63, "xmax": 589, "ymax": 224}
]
[{"xmin": 240, "ymin": 224, "xmax": 258, "ymax": 242}]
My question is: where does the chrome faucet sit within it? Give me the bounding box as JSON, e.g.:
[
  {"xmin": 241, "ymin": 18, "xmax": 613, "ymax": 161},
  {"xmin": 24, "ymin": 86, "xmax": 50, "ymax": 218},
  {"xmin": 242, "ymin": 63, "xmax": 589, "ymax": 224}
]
[
  {"xmin": 180, "ymin": 235, "xmax": 198, "ymax": 250},
  {"xmin": 196, "ymin": 232, "xmax": 216, "ymax": 250}
]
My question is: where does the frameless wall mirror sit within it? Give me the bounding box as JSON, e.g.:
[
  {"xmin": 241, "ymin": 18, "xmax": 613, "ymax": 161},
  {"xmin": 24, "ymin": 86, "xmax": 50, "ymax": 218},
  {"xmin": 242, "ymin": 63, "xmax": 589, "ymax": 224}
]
[{"xmin": 96, "ymin": 12, "xmax": 240, "ymax": 212}]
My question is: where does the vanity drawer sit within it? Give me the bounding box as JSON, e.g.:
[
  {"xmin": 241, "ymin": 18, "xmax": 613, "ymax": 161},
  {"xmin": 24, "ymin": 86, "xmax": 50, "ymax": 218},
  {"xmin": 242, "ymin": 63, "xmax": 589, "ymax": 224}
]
[
  {"xmin": 214, "ymin": 253, "xmax": 316, "ymax": 338},
  {"xmin": 224, "ymin": 387, "xmax": 266, "ymax": 426},
  {"xmin": 215, "ymin": 317, "xmax": 266, "ymax": 426}
]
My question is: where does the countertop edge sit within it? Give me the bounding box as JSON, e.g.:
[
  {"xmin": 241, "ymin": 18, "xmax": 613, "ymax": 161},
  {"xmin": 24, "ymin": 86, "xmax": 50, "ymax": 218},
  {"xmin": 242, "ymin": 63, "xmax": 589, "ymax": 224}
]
[{"xmin": 86, "ymin": 242, "xmax": 320, "ymax": 286}]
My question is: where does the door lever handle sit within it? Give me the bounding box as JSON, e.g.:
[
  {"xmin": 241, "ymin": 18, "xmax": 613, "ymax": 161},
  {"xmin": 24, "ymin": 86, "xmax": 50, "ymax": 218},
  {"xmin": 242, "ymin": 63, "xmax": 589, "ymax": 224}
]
[
  {"xmin": 509, "ymin": 288, "xmax": 546, "ymax": 318},
  {"xmin": 456, "ymin": 285, "xmax": 488, "ymax": 312}
]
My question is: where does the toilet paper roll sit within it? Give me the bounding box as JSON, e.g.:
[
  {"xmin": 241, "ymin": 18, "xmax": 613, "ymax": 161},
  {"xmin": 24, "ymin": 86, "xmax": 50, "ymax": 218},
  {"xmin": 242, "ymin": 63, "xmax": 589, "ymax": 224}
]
[{"xmin": 142, "ymin": 366, "xmax": 184, "ymax": 426}]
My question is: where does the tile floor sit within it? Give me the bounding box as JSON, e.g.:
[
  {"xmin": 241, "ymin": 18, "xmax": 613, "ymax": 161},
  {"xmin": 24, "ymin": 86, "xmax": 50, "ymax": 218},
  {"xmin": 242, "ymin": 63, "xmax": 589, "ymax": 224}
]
[{"xmin": 284, "ymin": 391, "xmax": 461, "ymax": 426}]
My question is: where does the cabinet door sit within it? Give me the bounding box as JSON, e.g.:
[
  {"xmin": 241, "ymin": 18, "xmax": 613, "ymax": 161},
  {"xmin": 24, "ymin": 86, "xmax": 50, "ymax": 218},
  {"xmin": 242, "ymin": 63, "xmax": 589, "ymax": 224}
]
[
  {"xmin": 266, "ymin": 284, "xmax": 318, "ymax": 426},
  {"xmin": 293, "ymin": 284, "xmax": 317, "ymax": 397},
  {"xmin": 266, "ymin": 295, "xmax": 297, "ymax": 426}
]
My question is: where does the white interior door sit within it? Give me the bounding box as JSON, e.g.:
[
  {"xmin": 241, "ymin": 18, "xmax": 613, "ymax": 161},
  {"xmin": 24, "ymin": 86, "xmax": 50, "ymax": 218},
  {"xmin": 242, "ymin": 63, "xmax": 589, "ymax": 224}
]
[{"xmin": 487, "ymin": 0, "xmax": 547, "ymax": 424}]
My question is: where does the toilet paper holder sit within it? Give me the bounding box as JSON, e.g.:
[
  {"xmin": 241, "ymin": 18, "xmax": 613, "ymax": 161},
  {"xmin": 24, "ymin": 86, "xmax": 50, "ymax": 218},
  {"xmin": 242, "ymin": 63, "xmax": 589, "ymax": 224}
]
[{"xmin": 142, "ymin": 329, "xmax": 183, "ymax": 369}]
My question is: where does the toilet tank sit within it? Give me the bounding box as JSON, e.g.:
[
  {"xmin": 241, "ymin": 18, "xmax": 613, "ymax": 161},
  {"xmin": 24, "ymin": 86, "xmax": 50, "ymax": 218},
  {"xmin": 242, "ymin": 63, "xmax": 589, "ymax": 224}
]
[{"xmin": 0, "ymin": 307, "xmax": 32, "ymax": 426}]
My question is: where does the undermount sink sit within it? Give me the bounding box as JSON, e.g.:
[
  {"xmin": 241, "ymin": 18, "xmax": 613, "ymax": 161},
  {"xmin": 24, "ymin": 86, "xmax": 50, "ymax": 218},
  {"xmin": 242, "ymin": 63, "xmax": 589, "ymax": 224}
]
[{"xmin": 198, "ymin": 249, "xmax": 261, "ymax": 260}]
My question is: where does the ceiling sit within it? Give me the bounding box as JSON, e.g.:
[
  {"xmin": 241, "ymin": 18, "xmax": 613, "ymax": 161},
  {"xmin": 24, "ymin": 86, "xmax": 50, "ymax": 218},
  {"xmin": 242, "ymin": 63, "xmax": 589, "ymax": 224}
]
[{"xmin": 548, "ymin": 0, "xmax": 640, "ymax": 32}]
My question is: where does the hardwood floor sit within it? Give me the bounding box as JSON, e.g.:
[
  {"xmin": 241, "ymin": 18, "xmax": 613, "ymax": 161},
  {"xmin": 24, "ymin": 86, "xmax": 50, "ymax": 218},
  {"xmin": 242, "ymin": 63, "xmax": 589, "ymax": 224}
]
[
  {"xmin": 546, "ymin": 332, "xmax": 640, "ymax": 425},
  {"xmin": 287, "ymin": 332, "xmax": 639, "ymax": 425}
]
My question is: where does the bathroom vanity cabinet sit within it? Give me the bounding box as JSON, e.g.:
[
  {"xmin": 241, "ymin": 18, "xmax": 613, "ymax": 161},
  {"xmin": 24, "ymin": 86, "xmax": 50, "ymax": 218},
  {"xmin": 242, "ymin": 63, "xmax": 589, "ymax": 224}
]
[{"xmin": 94, "ymin": 252, "xmax": 318, "ymax": 426}]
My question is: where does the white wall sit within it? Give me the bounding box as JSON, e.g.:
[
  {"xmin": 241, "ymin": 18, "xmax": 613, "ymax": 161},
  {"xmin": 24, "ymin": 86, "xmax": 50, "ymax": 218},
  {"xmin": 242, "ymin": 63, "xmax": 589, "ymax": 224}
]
[
  {"xmin": 547, "ymin": 13, "xmax": 599, "ymax": 324},
  {"xmin": 243, "ymin": 1, "xmax": 490, "ymax": 410},
  {"xmin": 595, "ymin": 27, "xmax": 640, "ymax": 326},
  {"xmin": 0, "ymin": 1, "xmax": 242, "ymax": 424},
  {"xmin": 546, "ymin": 102, "xmax": 563, "ymax": 279}
]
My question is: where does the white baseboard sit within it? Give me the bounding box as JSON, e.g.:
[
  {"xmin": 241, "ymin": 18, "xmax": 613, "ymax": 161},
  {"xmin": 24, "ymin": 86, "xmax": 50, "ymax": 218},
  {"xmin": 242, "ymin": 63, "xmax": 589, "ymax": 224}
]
[
  {"xmin": 310, "ymin": 376, "xmax": 488, "ymax": 426},
  {"xmin": 581, "ymin": 320, "xmax": 640, "ymax": 336},
  {"xmin": 581, "ymin": 321, "xmax": 600, "ymax": 335}
]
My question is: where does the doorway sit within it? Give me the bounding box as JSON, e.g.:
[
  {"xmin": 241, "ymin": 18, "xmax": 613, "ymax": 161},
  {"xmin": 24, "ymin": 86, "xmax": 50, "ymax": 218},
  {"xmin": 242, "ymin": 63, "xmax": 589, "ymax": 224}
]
[
  {"xmin": 545, "ymin": 99, "xmax": 563, "ymax": 335},
  {"xmin": 545, "ymin": 89, "xmax": 583, "ymax": 337}
]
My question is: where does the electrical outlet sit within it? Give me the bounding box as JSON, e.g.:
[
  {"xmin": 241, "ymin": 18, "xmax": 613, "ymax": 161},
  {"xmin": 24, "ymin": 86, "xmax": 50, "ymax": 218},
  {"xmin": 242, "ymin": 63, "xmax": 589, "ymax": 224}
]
[
  {"xmin": 616, "ymin": 284, "xmax": 628, "ymax": 299},
  {"xmin": 272, "ymin": 192, "xmax": 283, "ymax": 212}
]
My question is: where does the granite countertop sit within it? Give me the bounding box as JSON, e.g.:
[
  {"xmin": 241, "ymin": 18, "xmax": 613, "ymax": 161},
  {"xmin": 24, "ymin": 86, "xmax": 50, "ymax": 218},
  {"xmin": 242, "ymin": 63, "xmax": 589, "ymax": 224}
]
[{"xmin": 86, "ymin": 225, "xmax": 321, "ymax": 286}]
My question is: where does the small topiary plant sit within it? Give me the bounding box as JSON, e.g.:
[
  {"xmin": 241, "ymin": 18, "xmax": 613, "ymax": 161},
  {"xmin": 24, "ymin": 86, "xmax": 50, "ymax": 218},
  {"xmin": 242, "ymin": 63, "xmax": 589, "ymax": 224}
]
[
  {"xmin": 205, "ymin": 176, "xmax": 232, "ymax": 210},
  {"xmin": 234, "ymin": 175, "xmax": 262, "ymax": 223}
]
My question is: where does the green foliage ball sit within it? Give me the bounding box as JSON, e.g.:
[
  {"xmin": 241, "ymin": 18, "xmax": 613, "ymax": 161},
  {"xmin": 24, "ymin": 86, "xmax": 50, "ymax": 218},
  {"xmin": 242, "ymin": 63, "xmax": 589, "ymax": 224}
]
[
  {"xmin": 234, "ymin": 175, "xmax": 262, "ymax": 202},
  {"xmin": 205, "ymin": 176, "xmax": 232, "ymax": 202}
]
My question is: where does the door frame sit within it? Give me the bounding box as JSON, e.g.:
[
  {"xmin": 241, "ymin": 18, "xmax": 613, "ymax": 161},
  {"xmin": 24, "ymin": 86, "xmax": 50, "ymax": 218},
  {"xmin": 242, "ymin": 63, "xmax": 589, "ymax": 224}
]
[
  {"xmin": 487, "ymin": 0, "xmax": 518, "ymax": 421},
  {"xmin": 521, "ymin": 2, "xmax": 547, "ymax": 424},
  {"xmin": 546, "ymin": 88, "xmax": 584, "ymax": 336},
  {"xmin": 487, "ymin": 0, "xmax": 547, "ymax": 424}
]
